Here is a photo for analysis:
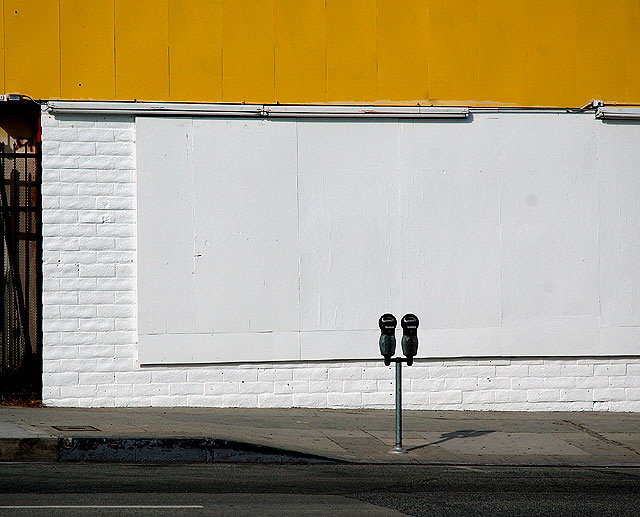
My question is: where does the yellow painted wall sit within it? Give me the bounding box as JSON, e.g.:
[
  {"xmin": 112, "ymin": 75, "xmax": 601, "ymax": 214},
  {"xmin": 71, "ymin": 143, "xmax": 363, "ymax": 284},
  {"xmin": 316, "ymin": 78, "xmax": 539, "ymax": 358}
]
[{"xmin": 2, "ymin": 0, "xmax": 639, "ymax": 107}]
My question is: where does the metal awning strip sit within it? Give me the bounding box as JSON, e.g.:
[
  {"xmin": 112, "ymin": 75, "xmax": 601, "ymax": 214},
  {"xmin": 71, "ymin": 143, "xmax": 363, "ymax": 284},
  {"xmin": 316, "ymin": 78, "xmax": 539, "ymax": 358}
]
[
  {"xmin": 595, "ymin": 107, "xmax": 640, "ymax": 120},
  {"xmin": 46, "ymin": 101, "xmax": 470, "ymax": 119}
]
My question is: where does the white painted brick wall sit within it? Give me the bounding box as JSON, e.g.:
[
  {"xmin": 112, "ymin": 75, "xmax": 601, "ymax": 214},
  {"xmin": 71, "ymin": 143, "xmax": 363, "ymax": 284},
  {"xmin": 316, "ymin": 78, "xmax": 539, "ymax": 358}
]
[{"xmin": 40, "ymin": 111, "xmax": 640, "ymax": 411}]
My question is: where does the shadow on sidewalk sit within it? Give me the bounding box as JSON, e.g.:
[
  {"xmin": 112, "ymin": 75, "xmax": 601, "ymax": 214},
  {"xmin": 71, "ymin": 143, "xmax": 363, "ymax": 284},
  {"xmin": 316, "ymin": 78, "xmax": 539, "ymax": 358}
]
[{"xmin": 407, "ymin": 429, "xmax": 495, "ymax": 452}]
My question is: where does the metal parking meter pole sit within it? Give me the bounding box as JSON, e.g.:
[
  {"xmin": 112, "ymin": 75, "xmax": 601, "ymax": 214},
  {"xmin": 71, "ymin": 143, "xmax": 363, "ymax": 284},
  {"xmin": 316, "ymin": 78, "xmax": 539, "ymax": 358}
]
[
  {"xmin": 379, "ymin": 313, "xmax": 419, "ymax": 455},
  {"xmin": 392, "ymin": 359, "xmax": 406, "ymax": 454}
]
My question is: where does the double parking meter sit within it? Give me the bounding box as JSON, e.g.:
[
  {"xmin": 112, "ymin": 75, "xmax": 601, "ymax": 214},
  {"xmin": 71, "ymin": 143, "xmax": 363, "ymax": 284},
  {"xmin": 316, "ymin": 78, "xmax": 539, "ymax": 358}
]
[
  {"xmin": 378, "ymin": 312, "xmax": 420, "ymax": 454},
  {"xmin": 378, "ymin": 313, "xmax": 419, "ymax": 365}
]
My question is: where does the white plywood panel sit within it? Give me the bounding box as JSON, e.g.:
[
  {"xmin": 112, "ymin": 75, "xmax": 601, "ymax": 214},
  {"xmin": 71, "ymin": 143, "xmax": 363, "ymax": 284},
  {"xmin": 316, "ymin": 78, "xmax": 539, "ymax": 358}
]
[
  {"xmin": 502, "ymin": 316, "xmax": 600, "ymax": 356},
  {"xmin": 298, "ymin": 120, "xmax": 399, "ymax": 172},
  {"xmin": 399, "ymin": 116, "xmax": 501, "ymax": 329},
  {"xmin": 500, "ymin": 114, "xmax": 599, "ymax": 322},
  {"xmin": 419, "ymin": 328, "xmax": 503, "ymax": 358},
  {"xmin": 400, "ymin": 117, "xmax": 501, "ymax": 326},
  {"xmin": 297, "ymin": 122, "xmax": 401, "ymax": 332},
  {"xmin": 137, "ymin": 117, "xmax": 196, "ymax": 334},
  {"xmin": 497, "ymin": 113, "xmax": 596, "ymax": 173},
  {"xmin": 600, "ymin": 327, "xmax": 640, "ymax": 355},
  {"xmin": 399, "ymin": 116, "xmax": 497, "ymax": 173},
  {"xmin": 596, "ymin": 120, "xmax": 640, "ymax": 169},
  {"xmin": 135, "ymin": 113, "xmax": 640, "ymax": 365},
  {"xmin": 139, "ymin": 332, "xmax": 300, "ymax": 364},
  {"xmin": 598, "ymin": 121, "xmax": 640, "ymax": 327},
  {"xmin": 190, "ymin": 119, "xmax": 299, "ymax": 334},
  {"xmin": 299, "ymin": 330, "xmax": 380, "ymax": 361},
  {"xmin": 400, "ymin": 167, "xmax": 502, "ymax": 328}
]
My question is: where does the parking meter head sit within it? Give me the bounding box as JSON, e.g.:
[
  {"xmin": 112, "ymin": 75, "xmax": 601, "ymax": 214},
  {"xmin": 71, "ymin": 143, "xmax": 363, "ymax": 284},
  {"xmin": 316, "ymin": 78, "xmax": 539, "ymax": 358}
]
[
  {"xmin": 401, "ymin": 313, "xmax": 419, "ymax": 366},
  {"xmin": 401, "ymin": 314, "xmax": 419, "ymax": 335},
  {"xmin": 378, "ymin": 313, "xmax": 397, "ymax": 366},
  {"xmin": 379, "ymin": 313, "xmax": 397, "ymax": 334}
]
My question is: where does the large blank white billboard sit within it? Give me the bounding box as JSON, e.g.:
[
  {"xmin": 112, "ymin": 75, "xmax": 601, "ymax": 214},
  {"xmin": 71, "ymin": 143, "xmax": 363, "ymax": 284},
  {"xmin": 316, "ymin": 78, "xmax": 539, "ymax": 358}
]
[{"xmin": 137, "ymin": 114, "xmax": 640, "ymax": 364}]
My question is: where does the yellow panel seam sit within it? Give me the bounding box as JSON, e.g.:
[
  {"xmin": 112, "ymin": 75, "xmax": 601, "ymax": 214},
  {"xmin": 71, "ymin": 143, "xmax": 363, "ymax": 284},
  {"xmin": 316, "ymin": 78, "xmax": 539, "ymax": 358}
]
[
  {"xmin": 167, "ymin": 0, "xmax": 170, "ymax": 100},
  {"xmin": 58, "ymin": 0, "xmax": 62, "ymax": 98},
  {"xmin": 425, "ymin": 2, "xmax": 429, "ymax": 103},
  {"xmin": 2, "ymin": 0, "xmax": 5, "ymax": 93},
  {"xmin": 375, "ymin": 0, "xmax": 379, "ymax": 101},
  {"xmin": 475, "ymin": 0, "xmax": 479, "ymax": 103},
  {"xmin": 221, "ymin": 0, "xmax": 224, "ymax": 101},
  {"xmin": 272, "ymin": 0, "xmax": 276, "ymax": 103},
  {"xmin": 113, "ymin": 0, "xmax": 117, "ymax": 99},
  {"xmin": 625, "ymin": 0, "xmax": 629, "ymax": 103},
  {"xmin": 324, "ymin": 0, "xmax": 327, "ymax": 102},
  {"xmin": 524, "ymin": 0, "xmax": 529, "ymax": 105},
  {"xmin": 576, "ymin": 0, "xmax": 580, "ymax": 107},
  {"xmin": 111, "ymin": 0, "xmax": 115, "ymax": 98}
]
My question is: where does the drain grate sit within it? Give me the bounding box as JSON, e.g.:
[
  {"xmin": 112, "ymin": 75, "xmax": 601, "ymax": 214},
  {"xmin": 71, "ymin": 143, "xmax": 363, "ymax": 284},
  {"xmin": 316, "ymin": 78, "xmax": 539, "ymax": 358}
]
[{"xmin": 52, "ymin": 425, "xmax": 101, "ymax": 432}]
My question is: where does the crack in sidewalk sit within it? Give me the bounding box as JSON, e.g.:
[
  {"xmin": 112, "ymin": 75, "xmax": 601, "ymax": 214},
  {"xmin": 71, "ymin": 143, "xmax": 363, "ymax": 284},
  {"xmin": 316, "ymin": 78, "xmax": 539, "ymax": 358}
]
[
  {"xmin": 564, "ymin": 420, "xmax": 640, "ymax": 457},
  {"xmin": 359, "ymin": 428, "xmax": 388, "ymax": 446},
  {"xmin": 319, "ymin": 431, "xmax": 350, "ymax": 453}
]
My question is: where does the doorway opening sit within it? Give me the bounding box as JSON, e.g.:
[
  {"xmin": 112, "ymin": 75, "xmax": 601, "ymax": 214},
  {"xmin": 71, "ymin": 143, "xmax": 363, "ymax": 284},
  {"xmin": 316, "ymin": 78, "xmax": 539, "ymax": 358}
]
[{"xmin": 0, "ymin": 100, "xmax": 41, "ymax": 404}]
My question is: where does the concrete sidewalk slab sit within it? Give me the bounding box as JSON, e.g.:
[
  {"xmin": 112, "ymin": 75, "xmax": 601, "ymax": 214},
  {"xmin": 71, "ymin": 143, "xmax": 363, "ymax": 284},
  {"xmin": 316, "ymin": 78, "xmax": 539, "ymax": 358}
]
[
  {"xmin": 0, "ymin": 407, "xmax": 640, "ymax": 465},
  {"xmin": 0, "ymin": 418, "xmax": 59, "ymax": 462},
  {"xmin": 0, "ymin": 419, "xmax": 55, "ymax": 439}
]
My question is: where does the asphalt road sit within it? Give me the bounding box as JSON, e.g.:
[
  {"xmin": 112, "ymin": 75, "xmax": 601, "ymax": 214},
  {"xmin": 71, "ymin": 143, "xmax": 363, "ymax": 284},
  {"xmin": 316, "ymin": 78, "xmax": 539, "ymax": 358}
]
[{"xmin": 1, "ymin": 463, "xmax": 640, "ymax": 516}]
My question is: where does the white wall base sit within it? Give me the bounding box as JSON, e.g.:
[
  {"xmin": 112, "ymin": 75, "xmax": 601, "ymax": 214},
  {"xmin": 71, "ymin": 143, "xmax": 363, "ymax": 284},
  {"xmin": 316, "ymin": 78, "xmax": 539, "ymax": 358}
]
[
  {"xmin": 41, "ymin": 356, "xmax": 640, "ymax": 412},
  {"xmin": 40, "ymin": 111, "xmax": 640, "ymax": 411}
]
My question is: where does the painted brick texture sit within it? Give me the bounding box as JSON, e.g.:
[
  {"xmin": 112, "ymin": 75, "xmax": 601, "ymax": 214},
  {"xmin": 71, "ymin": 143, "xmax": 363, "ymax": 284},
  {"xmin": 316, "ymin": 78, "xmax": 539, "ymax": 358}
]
[{"xmin": 40, "ymin": 112, "xmax": 640, "ymax": 411}]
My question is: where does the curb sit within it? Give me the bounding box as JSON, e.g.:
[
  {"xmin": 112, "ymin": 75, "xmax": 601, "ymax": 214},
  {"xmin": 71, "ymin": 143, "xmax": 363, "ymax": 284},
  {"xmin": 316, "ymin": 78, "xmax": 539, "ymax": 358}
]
[
  {"xmin": 0, "ymin": 438, "xmax": 59, "ymax": 462},
  {"xmin": 3, "ymin": 436, "xmax": 640, "ymax": 466},
  {"xmin": 59, "ymin": 437, "xmax": 340, "ymax": 463},
  {"xmin": 1, "ymin": 437, "xmax": 339, "ymax": 464}
]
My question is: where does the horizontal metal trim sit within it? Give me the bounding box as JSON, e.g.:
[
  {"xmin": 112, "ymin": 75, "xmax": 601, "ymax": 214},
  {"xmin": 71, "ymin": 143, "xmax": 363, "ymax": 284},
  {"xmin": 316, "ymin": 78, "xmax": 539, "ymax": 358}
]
[
  {"xmin": 46, "ymin": 101, "xmax": 469, "ymax": 119},
  {"xmin": 53, "ymin": 101, "xmax": 640, "ymax": 120},
  {"xmin": 46, "ymin": 101, "xmax": 263, "ymax": 117},
  {"xmin": 596, "ymin": 107, "xmax": 640, "ymax": 120},
  {"xmin": 262, "ymin": 105, "xmax": 469, "ymax": 118},
  {"xmin": 0, "ymin": 153, "xmax": 40, "ymax": 158}
]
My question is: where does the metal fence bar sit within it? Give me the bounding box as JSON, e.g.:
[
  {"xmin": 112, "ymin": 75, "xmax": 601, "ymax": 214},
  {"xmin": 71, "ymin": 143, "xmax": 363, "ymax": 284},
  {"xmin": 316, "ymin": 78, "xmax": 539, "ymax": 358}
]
[{"xmin": 24, "ymin": 146, "xmax": 30, "ymax": 355}]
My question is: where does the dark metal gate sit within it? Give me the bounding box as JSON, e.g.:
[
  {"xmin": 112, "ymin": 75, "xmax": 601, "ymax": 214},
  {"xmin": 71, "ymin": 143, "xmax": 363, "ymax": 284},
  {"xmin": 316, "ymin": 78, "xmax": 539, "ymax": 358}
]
[{"xmin": 0, "ymin": 134, "xmax": 41, "ymax": 398}]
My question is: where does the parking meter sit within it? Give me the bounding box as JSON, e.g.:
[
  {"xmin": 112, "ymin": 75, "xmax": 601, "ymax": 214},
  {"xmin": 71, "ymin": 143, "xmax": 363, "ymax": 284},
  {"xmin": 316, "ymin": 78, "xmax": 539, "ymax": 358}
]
[
  {"xmin": 378, "ymin": 313, "xmax": 397, "ymax": 366},
  {"xmin": 401, "ymin": 313, "xmax": 419, "ymax": 366}
]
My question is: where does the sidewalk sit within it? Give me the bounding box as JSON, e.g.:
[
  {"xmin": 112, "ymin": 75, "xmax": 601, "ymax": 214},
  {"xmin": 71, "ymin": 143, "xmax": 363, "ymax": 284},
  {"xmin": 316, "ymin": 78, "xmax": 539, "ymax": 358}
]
[{"xmin": 1, "ymin": 406, "xmax": 640, "ymax": 465}]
